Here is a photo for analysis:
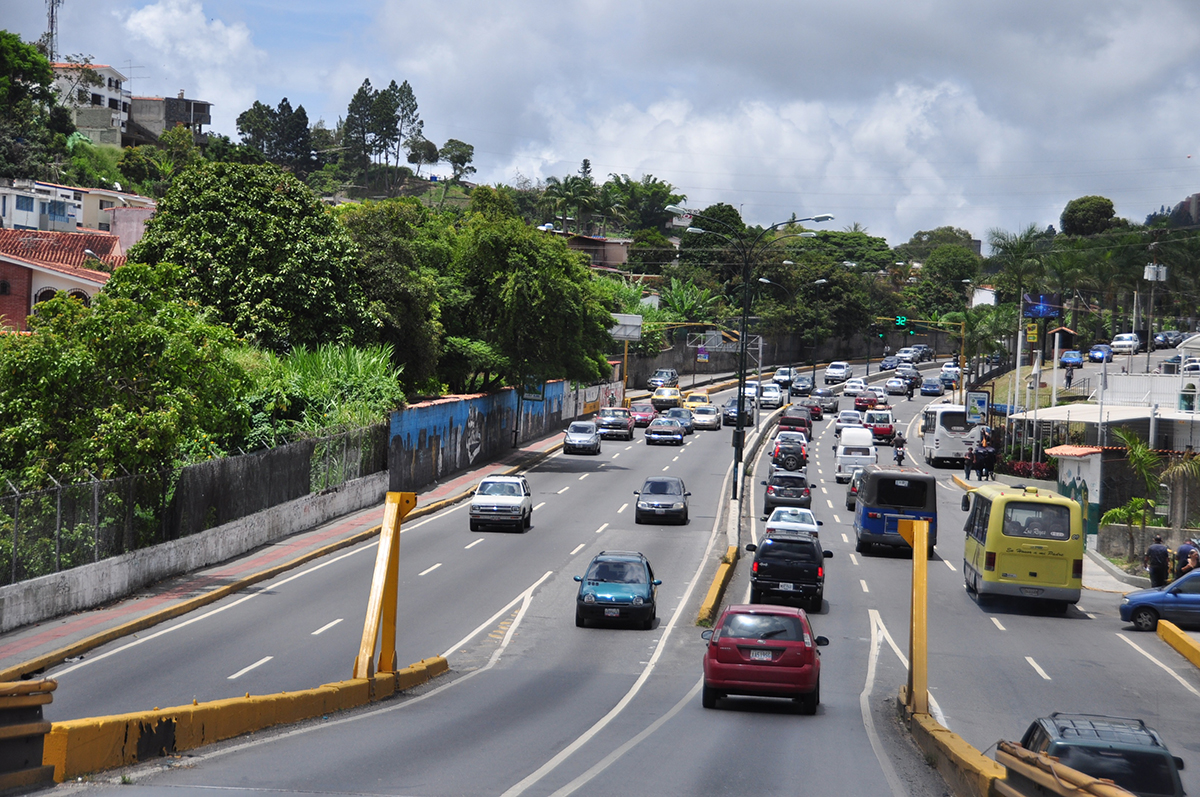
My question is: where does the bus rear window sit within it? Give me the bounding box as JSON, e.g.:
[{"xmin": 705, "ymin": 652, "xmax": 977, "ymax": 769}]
[
  {"xmin": 939, "ymin": 411, "xmax": 969, "ymax": 432},
  {"xmin": 876, "ymin": 478, "xmax": 929, "ymax": 509},
  {"xmin": 1001, "ymin": 502, "xmax": 1071, "ymax": 540}
]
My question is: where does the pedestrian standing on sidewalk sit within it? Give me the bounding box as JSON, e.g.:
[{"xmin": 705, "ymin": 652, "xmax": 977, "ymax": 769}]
[
  {"xmin": 1065, "ymin": 365, "xmax": 1074, "ymax": 390},
  {"xmin": 963, "ymin": 447, "xmax": 975, "ymax": 481},
  {"xmin": 1144, "ymin": 535, "xmax": 1171, "ymax": 587},
  {"xmin": 1175, "ymin": 538, "xmax": 1198, "ymax": 579}
]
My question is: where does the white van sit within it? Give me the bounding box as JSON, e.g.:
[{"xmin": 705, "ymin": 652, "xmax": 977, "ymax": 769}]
[{"xmin": 835, "ymin": 427, "xmax": 877, "ymax": 483}]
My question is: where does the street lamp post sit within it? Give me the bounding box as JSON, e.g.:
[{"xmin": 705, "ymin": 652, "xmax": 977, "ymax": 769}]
[
  {"xmin": 809, "ymin": 279, "xmax": 829, "ymax": 385},
  {"xmin": 666, "ymin": 205, "xmax": 832, "ymax": 499}
]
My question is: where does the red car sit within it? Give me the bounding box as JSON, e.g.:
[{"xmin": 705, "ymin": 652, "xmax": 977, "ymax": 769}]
[
  {"xmin": 701, "ymin": 604, "xmax": 828, "ymax": 713},
  {"xmin": 853, "ymin": 394, "xmax": 878, "ymax": 412},
  {"xmin": 629, "ymin": 402, "xmax": 657, "ymax": 427}
]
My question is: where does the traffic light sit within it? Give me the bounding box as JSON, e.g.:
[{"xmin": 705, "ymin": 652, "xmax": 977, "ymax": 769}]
[{"xmin": 895, "ymin": 315, "xmax": 908, "ymax": 330}]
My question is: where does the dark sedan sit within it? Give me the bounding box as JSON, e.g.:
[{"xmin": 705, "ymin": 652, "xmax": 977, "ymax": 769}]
[
  {"xmin": 634, "ymin": 476, "xmax": 690, "ymax": 524},
  {"xmin": 797, "ymin": 397, "xmax": 824, "ymax": 420},
  {"xmin": 662, "ymin": 407, "xmax": 695, "ymax": 434},
  {"xmin": 722, "ymin": 398, "xmax": 754, "ymax": 426},
  {"xmin": 878, "ymin": 356, "xmax": 899, "ymax": 371},
  {"xmin": 789, "ymin": 376, "xmax": 814, "ymax": 397},
  {"xmin": 761, "ymin": 471, "xmax": 811, "ymax": 513},
  {"xmin": 645, "ymin": 418, "xmax": 685, "ymax": 445}
]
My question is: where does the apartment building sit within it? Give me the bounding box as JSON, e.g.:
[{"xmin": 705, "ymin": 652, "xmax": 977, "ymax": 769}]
[{"xmin": 51, "ymin": 63, "xmax": 131, "ymax": 147}]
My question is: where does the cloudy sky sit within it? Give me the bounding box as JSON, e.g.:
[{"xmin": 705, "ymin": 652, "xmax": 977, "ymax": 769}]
[{"xmin": 7, "ymin": 0, "xmax": 1200, "ymax": 248}]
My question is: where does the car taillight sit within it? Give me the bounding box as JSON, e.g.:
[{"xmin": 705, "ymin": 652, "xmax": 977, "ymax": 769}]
[
  {"xmin": 1072, "ymin": 559, "xmax": 1083, "ymax": 579},
  {"xmin": 751, "ymin": 561, "xmax": 759, "ymax": 573},
  {"xmin": 817, "ymin": 566, "xmax": 824, "ymax": 578},
  {"xmin": 867, "ymin": 511, "xmax": 881, "ymax": 518},
  {"xmin": 766, "ymin": 486, "xmax": 777, "ymax": 495},
  {"xmin": 985, "ymin": 552, "xmax": 996, "ymax": 571},
  {"xmin": 773, "ymin": 444, "xmax": 780, "ymax": 457},
  {"xmin": 803, "ymin": 488, "xmax": 810, "ymax": 496}
]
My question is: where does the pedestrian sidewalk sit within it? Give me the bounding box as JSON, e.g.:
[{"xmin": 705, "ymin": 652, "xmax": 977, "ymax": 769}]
[{"xmin": 0, "ymin": 433, "xmax": 566, "ymax": 681}]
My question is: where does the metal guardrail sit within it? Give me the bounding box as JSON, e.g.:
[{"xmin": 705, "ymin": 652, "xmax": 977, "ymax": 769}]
[{"xmin": 994, "ymin": 741, "xmax": 1137, "ymax": 796}]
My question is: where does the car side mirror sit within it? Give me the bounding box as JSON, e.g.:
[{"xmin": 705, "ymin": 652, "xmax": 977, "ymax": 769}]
[
  {"xmin": 701, "ymin": 629, "xmax": 714, "ymax": 640},
  {"xmin": 633, "ymin": 490, "xmax": 640, "ymax": 496},
  {"xmin": 573, "ymin": 575, "xmax": 582, "ymax": 582},
  {"xmin": 1174, "ymin": 756, "xmax": 1186, "ymax": 771},
  {"xmin": 823, "ymin": 550, "xmax": 833, "ymax": 558},
  {"xmin": 815, "ymin": 635, "xmax": 830, "ymax": 646},
  {"xmin": 652, "ymin": 579, "xmax": 662, "ymax": 586},
  {"xmin": 685, "ymin": 491, "xmax": 692, "ymax": 497},
  {"xmin": 817, "ymin": 520, "xmax": 823, "ymax": 526},
  {"xmin": 961, "ymin": 494, "xmax": 970, "ymax": 511},
  {"xmin": 760, "ymin": 480, "xmax": 767, "ymax": 485},
  {"xmin": 745, "ymin": 543, "xmax": 758, "ymax": 552}
]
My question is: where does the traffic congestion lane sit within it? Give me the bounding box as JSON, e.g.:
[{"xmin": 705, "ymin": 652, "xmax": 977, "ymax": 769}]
[{"xmin": 43, "ymin": 411, "xmax": 736, "ymax": 721}]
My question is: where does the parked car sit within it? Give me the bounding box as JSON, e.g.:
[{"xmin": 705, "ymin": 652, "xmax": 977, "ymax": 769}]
[
  {"xmin": 1155, "ymin": 330, "xmax": 1184, "ymax": 349},
  {"xmin": 920, "ymin": 377, "xmax": 945, "ymax": 396},
  {"xmin": 912, "ymin": 344, "xmax": 935, "ymax": 362},
  {"xmin": 810, "ymin": 387, "xmax": 838, "ymax": 413},
  {"xmin": 650, "ymin": 386, "xmax": 682, "ymax": 410},
  {"xmin": 1059, "ymin": 350, "xmax": 1083, "ymax": 369},
  {"xmin": 634, "ymin": 475, "xmax": 690, "ymax": 524},
  {"xmin": 629, "ymin": 402, "xmax": 657, "ymax": 426},
  {"xmin": 722, "ymin": 397, "xmax": 754, "ymax": 426},
  {"xmin": 1088, "ymin": 344, "xmax": 1113, "ymax": 363},
  {"xmin": 790, "ymin": 375, "xmax": 814, "ymax": 397},
  {"xmin": 745, "ymin": 531, "xmax": 832, "ymax": 611},
  {"xmin": 772, "ymin": 367, "xmax": 796, "ymax": 389},
  {"xmin": 645, "ymin": 417, "xmax": 685, "ymax": 445},
  {"xmin": 797, "ymin": 397, "xmax": 824, "ymax": 420},
  {"xmin": 1111, "ymin": 333, "xmax": 1142, "ymax": 355},
  {"xmin": 563, "ymin": 421, "xmax": 602, "ymax": 455},
  {"xmin": 661, "ymin": 407, "xmax": 695, "ymax": 434},
  {"xmin": 1120, "ymin": 569, "xmax": 1200, "ymax": 631},
  {"xmin": 1018, "ymin": 713, "xmax": 1186, "ymax": 797},
  {"xmin": 574, "ymin": 551, "xmax": 660, "ymax": 629},
  {"xmin": 823, "ymin": 361, "xmax": 852, "ymax": 384},
  {"xmin": 595, "ymin": 407, "xmax": 635, "ymax": 440},
  {"xmin": 759, "ymin": 383, "xmax": 784, "ymax": 409},
  {"xmin": 761, "ymin": 471, "xmax": 812, "ymax": 514},
  {"xmin": 885, "ymin": 377, "xmax": 908, "ymax": 395},
  {"xmin": 841, "ymin": 378, "xmax": 868, "ymax": 397},
  {"xmin": 646, "ymin": 368, "xmax": 679, "ymax": 389},
  {"xmin": 692, "ymin": 405, "xmax": 722, "ymax": 430},
  {"xmin": 701, "ymin": 604, "xmax": 829, "ymax": 713},
  {"xmin": 896, "ymin": 347, "xmax": 920, "ymax": 363},
  {"xmin": 770, "ymin": 431, "xmax": 808, "ymax": 472},
  {"xmin": 879, "ymin": 355, "xmax": 899, "ymax": 371},
  {"xmin": 763, "ymin": 506, "xmax": 822, "ymax": 537},
  {"xmin": 469, "ymin": 475, "xmax": 533, "ymax": 532}
]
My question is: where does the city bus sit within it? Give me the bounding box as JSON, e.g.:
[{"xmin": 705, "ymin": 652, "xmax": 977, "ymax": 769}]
[
  {"xmin": 853, "ymin": 465, "xmax": 938, "ymax": 557},
  {"xmin": 960, "ymin": 483, "xmax": 1084, "ymax": 612},
  {"xmin": 918, "ymin": 403, "xmax": 986, "ymax": 467}
]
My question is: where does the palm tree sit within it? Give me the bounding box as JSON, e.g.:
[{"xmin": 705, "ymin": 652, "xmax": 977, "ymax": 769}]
[
  {"xmin": 1111, "ymin": 427, "xmax": 1162, "ymax": 559},
  {"xmin": 987, "ymin": 224, "xmax": 1047, "ymax": 302}
]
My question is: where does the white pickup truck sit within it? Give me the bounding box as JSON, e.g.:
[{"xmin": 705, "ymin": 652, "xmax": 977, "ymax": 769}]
[{"xmin": 835, "ymin": 427, "xmax": 877, "ymax": 483}]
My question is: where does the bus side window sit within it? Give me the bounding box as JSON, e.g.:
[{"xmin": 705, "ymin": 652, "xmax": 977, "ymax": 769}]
[{"xmin": 967, "ymin": 497, "xmax": 990, "ymax": 542}]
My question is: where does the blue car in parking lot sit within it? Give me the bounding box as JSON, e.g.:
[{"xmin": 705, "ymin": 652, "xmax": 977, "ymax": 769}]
[
  {"xmin": 1060, "ymin": 350, "xmax": 1083, "ymax": 368},
  {"xmin": 1088, "ymin": 344, "xmax": 1113, "ymax": 363}
]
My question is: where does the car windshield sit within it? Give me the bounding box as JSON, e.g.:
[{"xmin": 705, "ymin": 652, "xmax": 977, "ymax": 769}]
[
  {"xmin": 694, "ymin": 407, "xmax": 717, "ymax": 415},
  {"xmin": 568, "ymin": 423, "xmax": 594, "ymax": 434},
  {"xmin": 631, "ymin": 404, "xmax": 654, "ymax": 413},
  {"xmin": 758, "ymin": 539, "xmax": 817, "ymax": 561},
  {"xmin": 642, "ymin": 480, "xmax": 682, "ymax": 495},
  {"xmin": 777, "ymin": 433, "xmax": 806, "ymax": 444},
  {"xmin": 771, "ymin": 475, "xmax": 807, "ymax": 488},
  {"xmin": 839, "ymin": 412, "xmax": 860, "ymax": 422},
  {"xmin": 599, "ymin": 408, "xmax": 627, "ymax": 418},
  {"xmin": 865, "ymin": 412, "xmax": 890, "ymax": 423},
  {"xmin": 586, "ymin": 561, "xmax": 647, "ymax": 584},
  {"xmin": 770, "ymin": 508, "xmax": 816, "ymax": 525},
  {"xmin": 478, "ymin": 481, "xmax": 519, "ymax": 496},
  {"xmin": 719, "ymin": 612, "xmax": 802, "ymax": 641}
]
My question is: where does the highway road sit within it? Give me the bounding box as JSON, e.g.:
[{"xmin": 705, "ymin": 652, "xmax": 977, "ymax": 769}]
[{"xmin": 50, "ymin": 365, "xmax": 1200, "ymax": 796}]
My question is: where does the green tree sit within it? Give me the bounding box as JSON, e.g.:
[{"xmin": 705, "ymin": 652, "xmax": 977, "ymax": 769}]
[
  {"xmin": 467, "ymin": 184, "xmax": 519, "ymax": 220},
  {"xmin": 603, "ymin": 174, "xmax": 685, "ymax": 232},
  {"xmin": 343, "ymin": 79, "xmax": 374, "ymax": 185},
  {"xmin": 1060, "ymin": 196, "xmax": 1116, "ymax": 237},
  {"xmin": 987, "ymin": 223, "xmax": 1050, "ymax": 303},
  {"xmin": 272, "ymin": 98, "xmax": 313, "ymax": 176},
  {"xmin": 0, "ymin": 31, "xmax": 64, "ymax": 179},
  {"xmin": 406, "ymin": 136, "xmax": 439, "ymax": 176},
  {"xmin": 236, "ymin": 100, "xmax": 277, "ymax": 154},
  {"xmin": 912, "ymin": 244, "xmax": 980, "ymax": 316},
  {"xmin": 129, "ymin": 162, "xmax": 370, "ymax": 352},
  {"xmin": 627, "ymin": 229, "xmax": 676, "ymax": 274},
  {"xmin": 1111, "ymin": 428, "xmax": 1163, "ymax": 560},
  {"xmin": 439, "ymin": 138, "xmax": 476, "ymax": 183},
  {"xmin": 893, "ymin": 226, "xmax": 976, "ymax": 264},
  {"xmin": 204, "ymin": 133, "xmax": 267, "ymax": 165}
]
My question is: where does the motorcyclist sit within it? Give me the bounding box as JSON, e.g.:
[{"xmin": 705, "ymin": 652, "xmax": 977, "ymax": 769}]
[{"xmin": 894, "ymin": 441, "xmax": 906, "ymax": 466}]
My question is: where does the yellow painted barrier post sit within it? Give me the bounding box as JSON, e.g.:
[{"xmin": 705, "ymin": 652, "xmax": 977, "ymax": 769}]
[
  {"xmin": 353, "ymin": 492, "xmax": 416, "ymax": 679},
  {"xmin": 897, "ymin": 518, "xmax": 929, "ymax": 715}
]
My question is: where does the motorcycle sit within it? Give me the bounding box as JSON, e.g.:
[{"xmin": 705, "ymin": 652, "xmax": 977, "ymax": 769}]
[{"xmin": 894, "ymin": 445, "xmax": 906, "ymax": 466}]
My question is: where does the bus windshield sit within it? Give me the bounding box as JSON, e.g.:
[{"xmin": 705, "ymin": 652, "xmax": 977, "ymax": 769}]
[{"xmin": 1002, "ymin": 502, "xmax": 1071, "ymax": 541}]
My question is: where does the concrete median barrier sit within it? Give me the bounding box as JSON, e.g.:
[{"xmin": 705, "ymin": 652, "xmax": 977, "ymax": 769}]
[
  {"xmin": 42, "ymin": 656, "xmax": 448, "ymax": 782},
  {"xmin": 697, "ymin": 546, "xmax": 739, "ymax": 625},
  {"xmin": 899, "ymin": 686, "xmax": 1004, "ymax": 797},
  {"xmin": 1157, "ymin": 620, "xmax": 1200, "ymax": 670}
]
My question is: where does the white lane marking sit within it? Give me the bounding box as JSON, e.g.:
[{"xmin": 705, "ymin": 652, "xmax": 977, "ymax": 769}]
[
  {"xmin": 441, "ymin": 571, "xmax": 554, "ymax": 659},
  {"xmin": 617, "ymin": 503, "xmax": 628, "ymax": 514},
  {"xmin": 862, "ymin": 611, "xmax": 920, "ymax": 797},
  {"xmin": 860, "ymin": 579, "xmax": 870, "ymax": 593},
  {"xmin": 833, "ymin": 514, "xmax": 842, "ymax": 524},
  {"xmin": 595, "ymin": 523, "xmax": 609, "ymax": 534},
  {"xmin": 228, "ymin": 656, "xmax": 272, "ymax": 680},
  {"xmin": 578, "ymin": 473, "xmax": 589, "ymax": 481},
  {"xmin": 465, "ymin": 539, "xmax": 483, "ymax": 550},
  {"xmin": 842, "ymin": 533, "xmax": 849, "ymax": 543},
  {"xmin": 662, "ymin": 466, "xmax": 670, "ymax": 472},
  {"xmin": 1117, "ymin": 634, "xmax": 1200, "ymax": 697},
  {"xmin": 570, "ymin": 544, "xmax": 585, "ymax": 555},
  {"xmin": 1025, "ymin": 656, "xmax": 1051, "ymax": 680},
  {"xmin": 849, "ymin": 553, "xmax": 859, "ymax": 566},
  {"xmin": 499, "ymin": 452, "xmax": 734, "ymax": 797},
  {"xmin": 611, "ymin": 453, "xmax": 620, "ymax": 459},
  {"xmin": 598, "ymin": 462, "xmax": 607, "ymax": 468},
  {"xmin": 827, "ymin": 500, "xmax": 834, "ymax": 509},
  {"xmin": 311, "ymin": 619, "xmax": 342, "ymax": 636},
  {"xmin": 672, "ymin": 456, "xmax": 680, "ymax": 462},
  {"xmin": 821, "ymin": 487, "xmax": 829, "ymax": 494},
  {"xmin": 552, "ymin": 680, "xmax": 703, "ymax": 796},
  {"xmin": 534, "ymin": 502, "xmax": 546, "ymax": 511},
  {"xmin": 1085, "ymin": 612, "xmax": 1097, "ymax": 620},
  {"xmin": 418, "ymin": 563, "xmax": 442, "ymax": 576},
  {"xmin": 991, "ymin": 617, "xmax": 1006, "ymax": 631},
  {"xmin": 943, "ymin": 560, "xmax": 956, "ymax": 571},
  {"xmin": 557, "ymin": 486, "xmax": 570, "ymax": 494},
  {"xmin": 625, "ymin": 445, "xmax": 633, "ymax": 450},
  {"xmin": 817, "ymin": 469, "xmax": 823, "ymax": 475}
]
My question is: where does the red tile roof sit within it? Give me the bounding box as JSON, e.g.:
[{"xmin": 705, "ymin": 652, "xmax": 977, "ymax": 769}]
[{"xmin": 0, "ymin": 229, "xmax": 120, "ymax": 282}]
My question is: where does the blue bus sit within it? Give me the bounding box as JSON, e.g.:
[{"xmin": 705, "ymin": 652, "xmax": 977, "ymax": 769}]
[{"xmin": 854, "ymin": 465, "xmax": 938, "ymax": 557}]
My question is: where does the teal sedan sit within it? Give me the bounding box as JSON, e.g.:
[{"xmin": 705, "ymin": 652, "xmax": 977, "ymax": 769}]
[{"xmin": 574, "ymin": 551, "xmax": 660, "ymax": 629}]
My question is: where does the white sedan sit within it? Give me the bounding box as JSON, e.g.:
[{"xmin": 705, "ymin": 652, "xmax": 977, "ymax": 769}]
[
  {"xmin": 763, "ymin": 507, "xmax": 823, "ymax": 538},
  {"xmin": 842, "ymin": 378, "xmax": 868, "ymax": 396},
  {"xmin": 885, "ymin": 377, "xmax": 908, "ymax": 395}
]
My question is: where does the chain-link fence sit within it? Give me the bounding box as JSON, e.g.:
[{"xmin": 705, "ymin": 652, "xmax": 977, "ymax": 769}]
[{"xmin": 0, "ymin": 424, "xmax": 387, "ymax": 587}]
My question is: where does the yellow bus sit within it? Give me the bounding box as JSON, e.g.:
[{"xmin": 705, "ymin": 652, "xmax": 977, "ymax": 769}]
[{"xmin": 960, "ymin": 484, "xmax": 1084, "ymax": 611}]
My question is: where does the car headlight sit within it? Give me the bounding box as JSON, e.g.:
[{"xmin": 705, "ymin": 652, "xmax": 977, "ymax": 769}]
[
  {"xmin": 1121, "ymin": 597, "xmax": 1129, "ymax": 604},
  {"xmin": 583, "ymin": 594, "xmax": 596, "ymax": 604},
  {"xmin": 469, "ymin": 504, "xmax": 480, "ymax": 513},
  {"xmin": 672, "ymin": 502, "xmax": 684, "ymax": 510},
  {"xmin": 638, "ymin": 501, "xmax": 650, "ymax": 509},
  {"xmin": 632, "ymin": 596, "xmax": 644, "ymax": 606}
]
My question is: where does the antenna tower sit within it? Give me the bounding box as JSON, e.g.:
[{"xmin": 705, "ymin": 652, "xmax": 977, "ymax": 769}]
[{"xmin": 46, "ymin": 0, "xmax": 64, "ymax": 63}]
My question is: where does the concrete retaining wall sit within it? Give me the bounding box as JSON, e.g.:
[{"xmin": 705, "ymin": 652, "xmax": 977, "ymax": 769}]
[
  {"xmin": 899, "ymin": 688, "xmax": 1005, "ymax": 797},
  {"xmin": 1157, "ymin": 620, "xmax": 1200, "ymax": 670},
  {"xmin": 43, "ymin": 657, "xmax": 448, "ymax": 781},
  {"xmin": 0, "ymin": 472, "xmax": 388, "ymax": 635}
]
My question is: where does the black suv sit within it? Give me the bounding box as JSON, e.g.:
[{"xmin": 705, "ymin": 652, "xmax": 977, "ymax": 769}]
[
  {"xmin": 646, "ymin": 368, "xmax": 679, "ymax": 389},
  {"xmin": 745, "ymin": 531, "xmax": 832, "ymax": 612},
  {"xmin": 1019, "ymin": 713, "xmax": 1185, "ymax": 797}
]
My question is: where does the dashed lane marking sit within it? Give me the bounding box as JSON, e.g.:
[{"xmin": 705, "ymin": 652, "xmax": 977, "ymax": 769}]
[
  {"xmin": 943, "ymin": 560, "xmax": 956, "ymax": 571},
  {"xmin": 595, "ymin": 523, "xmax": 609, "ymax": 534},
  {"xmin": 311, "ymin": 620, "xmax": 342, "ymax": 636},
  {"xmin": 617, "ymin": 503, "xmax": 628, "ymax": 514},
  {"xmin": 860, "ymin": 579, "xmax": 870, "ymax": 593},
  {"xmin": 557, "ymin": 486, "xmax": 570, "ymax": 494},
  {"xmin": 842, "ymin": 533, "xmax": 849, "ymax": 543},
  {"xmin": 465, "ymin": 539, "xmax": 483, "ymax": 550},
  {"xmin": 849, "ymin": 554, "xmax": 859, "ymax": 566},
  {"xmin": 1025, "ymin": 656, "xmax": 1051, "ymax": 680},
  {"xmin": 570, "ymin": 543, "xmax": 586, "ymax": 555},
  {"xmin": 991, "ymin": 617, "xmax": 1006, "ymax": 631},
  {"xmin": 827, "ymin": 500, "xmax": 834, "ymax": 509},
  {"xmin": 579, "ymin": 473, "xmax": 589, "ymax": 480},
  {"xmin": 418, "ymin": 563, "xmax": 442, "ymax": 576},
  {"xmin": 228, "ymin": 656, "xmax": 272, "ymax": 680},
  {"xmin": 534, "ymin": 502, "xmax": 546, "ymax": 511}
]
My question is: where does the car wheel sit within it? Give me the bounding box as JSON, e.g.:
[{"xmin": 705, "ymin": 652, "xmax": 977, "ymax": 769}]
[
  {"xmin": 798, "ymin": 678, "xmax": 819, "ymax": 715},
  {"xmin": 701, "ymin": 685, "xmax": 720, "ymax": 709},
  {"xmin": 634, "ymin": 513, "xmax": 644, "ymax": 525},
  {"xmin": 856, "ymin": 538, "xmax": 868, "ymax": 554},
  {"xmin": 470, "ymin": 520, "xmax": 480, "ymax": 532},
  {"xmin": 642, "ymin": 612, "xmax": 654, "ymax": 631},
  {"xmin": 749, "ymin": 587, "xmax": 763, "ymax": 604},
  {"xmin": 575, "ymin": 608, "xmax": 585, "ymax": 628},
  {"xmin": 523, "ymin": 510, "xmax": 532, "ymax": 530},
  {"xmin": 1131, "ymin": 606, "xmax": 1159, "ymax": 632},
  {"xmin": 809, "ymin": 594, "xmax": 822, "ymax": 613}
]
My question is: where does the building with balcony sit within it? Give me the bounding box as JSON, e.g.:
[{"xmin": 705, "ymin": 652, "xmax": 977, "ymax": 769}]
[
  {"xmin": 51, "ymin": 63, "xmax": 131, "ymax": 147},
  {"xmin": 125, "ymin": 91, "xmax": 212, "ymax": 147}
]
